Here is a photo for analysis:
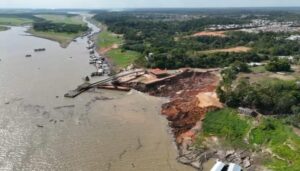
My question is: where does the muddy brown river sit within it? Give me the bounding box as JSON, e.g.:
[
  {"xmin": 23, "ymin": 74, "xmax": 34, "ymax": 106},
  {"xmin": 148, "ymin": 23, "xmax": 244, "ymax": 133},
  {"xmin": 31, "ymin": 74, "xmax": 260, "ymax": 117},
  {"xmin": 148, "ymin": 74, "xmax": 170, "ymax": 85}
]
[{"xmin": 0, "ymin": 16, "xmax": 193, "ymax": 170}]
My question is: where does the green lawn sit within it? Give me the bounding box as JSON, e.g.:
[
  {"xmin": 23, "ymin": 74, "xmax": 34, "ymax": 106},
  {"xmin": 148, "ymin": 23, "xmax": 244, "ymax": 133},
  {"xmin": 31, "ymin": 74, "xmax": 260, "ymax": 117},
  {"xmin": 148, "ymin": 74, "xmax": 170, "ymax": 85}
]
[
  {"xmin": 196, "ymin": 108, "xmax": 300, "ymax": 171},
  {"xmin": 29, "ymin": 29, "xmax": 80, "ymax": 48},
  {"xmin": 107, "ymin": 49, "xmax": 141, "ymax": 68},
  {"xmin": 35, "ymin": 14, "xmax": 85, "ymax": 25},
  {"xmin": 250, "ymin": 65, "xmax": 266, "ymax": 73},
  {"xmin": 202, "ymin": 108, "xmax": 251, "ymax": 148},
  {"xmin": 0, "ymin": 17, "xmax": 33, "ymax": 26},
  {"xmin": 250, "ymin": 118, "xmax": 300, "ymax": 171},
  {"xmin": 97, "ymin": 27, "xmax": 123, "ymax": 48}
]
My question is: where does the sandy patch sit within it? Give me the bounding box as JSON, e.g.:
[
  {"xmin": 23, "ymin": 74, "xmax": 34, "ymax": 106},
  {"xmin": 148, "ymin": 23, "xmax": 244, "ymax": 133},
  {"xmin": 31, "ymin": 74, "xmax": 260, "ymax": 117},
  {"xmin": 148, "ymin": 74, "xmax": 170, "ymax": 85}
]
[
  {"xmin": 192, "ymin": 31, "xmax": 227, "ymax": 37},
  {"xmin": 99, "ymin": 43, "xmax": 119, "ymax": 54},
  {"xmin": 196, "ymin": 92, "xmax": 223, "ymax": 108},
  {"xmin": 201, "ymin": 46, "xmax": 252, "ymax": 54}
]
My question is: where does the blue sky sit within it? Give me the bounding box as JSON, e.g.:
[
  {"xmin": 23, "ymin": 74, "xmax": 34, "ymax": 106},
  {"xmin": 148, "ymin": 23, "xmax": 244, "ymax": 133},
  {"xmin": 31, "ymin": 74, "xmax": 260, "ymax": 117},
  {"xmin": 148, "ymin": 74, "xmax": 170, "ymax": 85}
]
[{"xmin": 1, "ymin": 0, "xmax": 300, "ymax": 9}]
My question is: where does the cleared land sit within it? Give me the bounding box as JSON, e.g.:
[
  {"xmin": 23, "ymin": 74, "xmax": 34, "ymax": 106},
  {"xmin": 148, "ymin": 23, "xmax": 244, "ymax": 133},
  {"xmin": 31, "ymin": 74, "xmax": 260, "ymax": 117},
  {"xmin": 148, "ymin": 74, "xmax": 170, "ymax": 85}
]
[
  {"xmin": 192, "ymin": 31, "xmax": 227, "ymax": 37},
  {"xmin": 106, "ymin": 49, "xmax": 141, "ymax": 69},
  {"xmin": 0, "ymin": 16, "xmax": 33, "ymax": 26},
  {"xmin": 238, "ymin": 65, "xmax": 300, "ymax": 83},
  {"xmin": 199, "ymin": 46, "xmax": 252, "ymax": 54},
  {"xmin": 96, "ymin": 24, "xmax": 141, "ymax": 69},
  {"xmin": 35, "ymin": 14, "xmax": 85, "ymax": 25},
  {"xmin": 97, "ymin": 26, "xmax": 123, "ymax": 50},
  {"xmin": 31, "ymin": 14, "xmax": 86, "ymax": 48}
]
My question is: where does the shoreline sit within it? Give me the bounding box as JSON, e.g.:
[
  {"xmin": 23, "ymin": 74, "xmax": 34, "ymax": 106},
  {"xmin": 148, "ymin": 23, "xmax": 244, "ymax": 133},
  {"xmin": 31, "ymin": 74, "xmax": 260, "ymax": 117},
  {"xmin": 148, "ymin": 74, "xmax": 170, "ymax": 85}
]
[
  {"xmin": 27, "ymin": 28, "xmax": 86, "ymax": 48},
  {"xmin": 0, "ymin": 25, "xmax": 9, "ymax": 32},
  {"xmin": 103, "ymin": 68, "xmax": 224, "ymax": 170}
]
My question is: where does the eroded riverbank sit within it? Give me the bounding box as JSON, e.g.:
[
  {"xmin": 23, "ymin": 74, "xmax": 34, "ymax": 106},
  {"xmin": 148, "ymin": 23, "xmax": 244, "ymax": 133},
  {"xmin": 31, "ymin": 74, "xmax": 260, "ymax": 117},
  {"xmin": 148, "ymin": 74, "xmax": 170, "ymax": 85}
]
[
  {"xmin": 0, "ymin": 20, "xmax": 193, "ymax": 170},
  {"xmin": 96, "ymin": 68, "xmax": 223, "ymax": 170}
]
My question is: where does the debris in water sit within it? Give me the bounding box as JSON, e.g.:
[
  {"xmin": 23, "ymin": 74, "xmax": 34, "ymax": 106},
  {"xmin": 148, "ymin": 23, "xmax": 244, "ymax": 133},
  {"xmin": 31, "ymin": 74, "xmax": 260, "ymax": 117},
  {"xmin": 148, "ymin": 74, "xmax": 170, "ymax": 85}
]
[
  {"xmin": 53, "ymin": 105, "xmax": 75, "ymax": 110},
  {"xmin": 85, "ymin": 76, "xmax": 90, "ymax": 82},
  {"xmin": 34, "ymin": 48, "xmax": 46, "ymax": 52},
  {"xmin": 37, "ymin": 124, "xmax": 44, "ymax": 128}
]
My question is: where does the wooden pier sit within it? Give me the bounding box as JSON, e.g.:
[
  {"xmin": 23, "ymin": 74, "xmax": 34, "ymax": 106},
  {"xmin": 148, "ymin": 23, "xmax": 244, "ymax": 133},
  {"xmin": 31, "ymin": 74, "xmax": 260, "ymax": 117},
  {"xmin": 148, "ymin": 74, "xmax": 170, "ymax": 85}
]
[{"xmin": 64, "ymin": 69, "xmax": 145, "ymax": 98}]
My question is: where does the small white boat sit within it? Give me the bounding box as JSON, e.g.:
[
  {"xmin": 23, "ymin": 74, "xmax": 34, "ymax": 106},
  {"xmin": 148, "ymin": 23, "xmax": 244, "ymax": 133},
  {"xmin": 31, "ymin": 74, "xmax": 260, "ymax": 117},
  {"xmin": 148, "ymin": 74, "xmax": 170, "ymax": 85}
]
[
  {"xmin": 98, "ymin": 68, "xmax": 104, "ymax": 74},
  {"xmin": 211, "ymin": 161, "xmax": 226, "ymax": 171}
]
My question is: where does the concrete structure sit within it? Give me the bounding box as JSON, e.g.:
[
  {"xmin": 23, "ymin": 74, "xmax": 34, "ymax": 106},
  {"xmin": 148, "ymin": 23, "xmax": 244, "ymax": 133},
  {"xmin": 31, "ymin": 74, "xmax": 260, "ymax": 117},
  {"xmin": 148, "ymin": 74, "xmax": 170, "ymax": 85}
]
[
  {"xmin": 211, "ymin": 161, "xmax": 226, "ymax": 171},
  {"xmin": 238, "ymin": 107, "xmax": 258, "ymax": 117}
]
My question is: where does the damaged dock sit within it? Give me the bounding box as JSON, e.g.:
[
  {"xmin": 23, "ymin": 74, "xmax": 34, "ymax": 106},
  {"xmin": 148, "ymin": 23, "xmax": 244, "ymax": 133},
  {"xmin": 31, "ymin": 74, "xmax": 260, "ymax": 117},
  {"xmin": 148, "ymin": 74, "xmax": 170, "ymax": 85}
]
[{"xmin": 64, "ymin": 69, "xmax": 146, "ymax": 98}]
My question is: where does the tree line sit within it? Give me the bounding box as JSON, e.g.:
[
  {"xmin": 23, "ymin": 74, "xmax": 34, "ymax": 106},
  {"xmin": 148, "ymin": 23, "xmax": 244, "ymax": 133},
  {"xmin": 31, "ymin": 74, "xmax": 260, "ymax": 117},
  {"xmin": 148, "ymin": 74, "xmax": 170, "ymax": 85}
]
[
  {"xmin": 93, "ymin": 11, "xmax": 300, "ymax": 69},
  {"xmin": 33, "ymin": 22, "xmax": 88, "ymax": 33}
]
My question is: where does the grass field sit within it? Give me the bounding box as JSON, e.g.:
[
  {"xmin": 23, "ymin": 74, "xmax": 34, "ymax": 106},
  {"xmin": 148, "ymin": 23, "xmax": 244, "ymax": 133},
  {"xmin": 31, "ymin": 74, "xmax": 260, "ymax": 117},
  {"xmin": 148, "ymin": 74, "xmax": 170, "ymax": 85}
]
[
  {"xmin": 95, "ymin": 24, "xmax": 141, "ymax": 69},
  {"xmin": 0, "ymin": 17, "xmax": 33, "ymax": 26},
  {"xmin": 35, "ymin": 14, "xmax": 85, "ymax": 25},
  {"xmin": 238, "ymin": 65, "xmax": 298, "ymax": 83},
  {"xmin": 107, "ymin": 49, "xmax": 141, "ymax": 69},
  {"xmin": 250, "ymin": 118, "xmax": 300, "ymax": 171},
  {"xmin": 29, "ymin": 29, "xmax": 80, "ymax": 48},
  {"xmin": 196, "ymin": 108, "xmax": 300, "ymax": 170},
  {"xmin": 250, "ymin": 65, "xmax": 266, "ymax": 73},
  {"xmin": 202, "ymin": 108, "xmax": 251, "ymax": 148},
  {"xmin": 97, "ymin": 26, "xmax": 123, "ymax": 48}
]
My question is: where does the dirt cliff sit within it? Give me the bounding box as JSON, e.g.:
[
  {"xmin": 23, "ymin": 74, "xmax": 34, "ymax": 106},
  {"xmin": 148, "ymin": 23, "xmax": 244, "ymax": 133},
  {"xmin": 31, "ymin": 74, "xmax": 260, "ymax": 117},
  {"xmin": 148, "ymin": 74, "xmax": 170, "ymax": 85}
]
[{"xmin": 137, "ymin": 69, "xmax": 222, "ymax": 145}]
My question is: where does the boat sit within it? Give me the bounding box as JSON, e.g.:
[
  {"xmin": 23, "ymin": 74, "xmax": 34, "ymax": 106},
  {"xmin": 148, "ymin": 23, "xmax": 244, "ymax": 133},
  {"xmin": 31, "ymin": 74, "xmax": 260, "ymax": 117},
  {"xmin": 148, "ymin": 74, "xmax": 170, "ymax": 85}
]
[
  {"xmin": 98, "ymin": 68, "xmax": 104, "ymax": 74},
  {"xmin": 91, "ymin": 72, "xmax": 103, "ymax": 77},
  {"xmin": 34, "ymin": 48, "xmax": 46, "ymax": 52}
]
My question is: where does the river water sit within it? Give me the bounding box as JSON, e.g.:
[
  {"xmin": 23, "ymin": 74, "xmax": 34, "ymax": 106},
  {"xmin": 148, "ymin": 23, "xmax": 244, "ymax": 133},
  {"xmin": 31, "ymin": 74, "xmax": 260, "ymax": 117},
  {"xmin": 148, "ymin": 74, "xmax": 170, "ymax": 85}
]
[{"xmin": 0, "ymin": 16, "xmax": 193, "ymax": 170}]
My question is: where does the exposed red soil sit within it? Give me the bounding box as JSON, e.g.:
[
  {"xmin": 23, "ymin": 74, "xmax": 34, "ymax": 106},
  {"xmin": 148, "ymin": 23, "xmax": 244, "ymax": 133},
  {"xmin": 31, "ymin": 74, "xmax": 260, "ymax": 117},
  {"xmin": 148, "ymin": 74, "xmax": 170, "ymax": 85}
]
[
  {"xmin": 98, "ymin": 43, "xmax": 119, "ymax": 54},
  {"xmin": 139, "ymin": 69, "xmax": 222, "ymax": 145}
]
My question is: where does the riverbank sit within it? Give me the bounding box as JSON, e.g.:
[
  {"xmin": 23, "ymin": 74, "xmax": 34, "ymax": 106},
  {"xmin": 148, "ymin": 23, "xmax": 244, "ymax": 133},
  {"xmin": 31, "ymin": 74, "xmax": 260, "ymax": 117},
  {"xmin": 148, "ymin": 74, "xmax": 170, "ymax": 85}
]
[
  {"xmin": 0, "ymin": 26, "xmax": 9, "ymax": 31},
  {"xmin": 94, "ymin": 22, "xmax": 141, "ymax": 71},
  {"xmin": 28, "ymin": 28, "xmax": 83, "ymax": 48},
  {"xmin": 28, "ymin": 14, "xmax": 88, "ymax": 48},
  {"xmin": 93, "ymin": 68, "xmax": 224, "ymax": 170},
  {"xmin": 0, "ymin": 18, "xmax": 194, "ymax": 171}
]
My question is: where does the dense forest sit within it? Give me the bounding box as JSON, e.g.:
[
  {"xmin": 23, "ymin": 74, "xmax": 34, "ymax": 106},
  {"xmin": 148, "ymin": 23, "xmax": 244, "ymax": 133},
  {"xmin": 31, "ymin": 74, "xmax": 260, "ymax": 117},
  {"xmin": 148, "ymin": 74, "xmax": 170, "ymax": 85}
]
[
  {"xmin": 93, "ymin": 10, "xmax": 300, "ymax": 69},
  {"xmin": 33, "ymin": 22, "xmax": 88, "ymax": 33}
]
